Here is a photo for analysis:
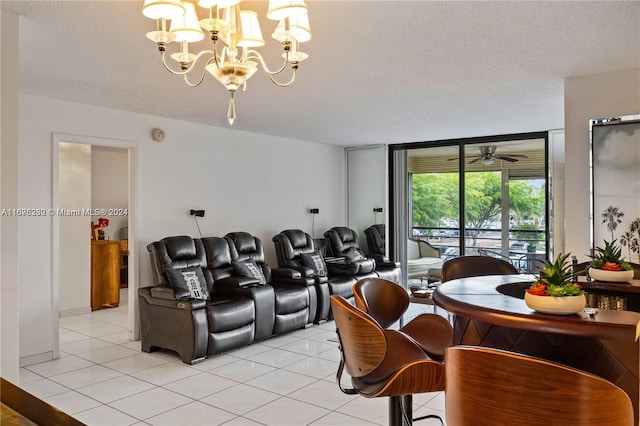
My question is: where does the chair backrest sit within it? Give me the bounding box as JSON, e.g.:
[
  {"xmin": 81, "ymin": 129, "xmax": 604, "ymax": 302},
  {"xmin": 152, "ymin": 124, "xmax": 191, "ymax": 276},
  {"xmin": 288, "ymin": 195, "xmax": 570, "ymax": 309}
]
[
  {"xmin": 444, "ymin": 346, "xmax": 634, "ymax": 426},
  {"xmin": 416, "ymin": 239, "xmax": 440, "ymax": 258},
  {"xmin": 272, "ymin": 229, "xmax": 315, "ymax": 268},
  {"xmin": 441, "ymin": 255, "xmax": 518, "ymax": 282},
  {"xmin": 324, "ymin": 226, "xmax": 362, "ymax": 257},
  {"xmin": 364, "ymin": 224, "xmax": 385, "ymax": 256},
  {"xmin": 224, "ymin": 231, "xmax": 272, "ymax": 282},
  {"xmin": 147, "ymin": 236, "xmax": 209, "ymax": 287},
  {"xmin": 330, "ymin": 295, "xmax": 387, "ymax": 378},
  {"xmin": 353, "ymin": 278, "xmax": 409, "ymax": 329}
]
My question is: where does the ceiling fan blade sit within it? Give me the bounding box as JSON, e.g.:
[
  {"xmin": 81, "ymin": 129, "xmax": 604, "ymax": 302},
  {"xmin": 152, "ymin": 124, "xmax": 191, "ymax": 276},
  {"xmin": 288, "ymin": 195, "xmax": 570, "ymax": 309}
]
[
  {"xmin": 496, "ymin": 153, "xmax": 528, "ymax": 158},
  {"xmin": 447, "ymin": 157, "xmax": 459, "ymax": 161},
  {"xmin": 468, "ymin": 156, "xmax": 483, "ymax": 164},
  {"xmin": 493, "ymin": 155, "xmax": 519, "ymax": 162}
]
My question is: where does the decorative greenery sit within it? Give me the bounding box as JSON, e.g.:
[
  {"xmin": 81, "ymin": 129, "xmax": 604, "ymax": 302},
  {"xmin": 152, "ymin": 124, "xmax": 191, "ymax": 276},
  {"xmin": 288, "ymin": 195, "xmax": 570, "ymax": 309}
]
[
  {"xmin": 590, "ymin": 239, "xmax": 632, "ymax": 271},
  {"xmin": 526, "ymin": 252, "xmax": 583, "ymax": 297},
  {"xmin": 601, "ymin": 205, "xmax": 624, "ymax": 241},
  {"xmin": 620, "ymin": 217, "xmax": 640, "ymax": 260}
]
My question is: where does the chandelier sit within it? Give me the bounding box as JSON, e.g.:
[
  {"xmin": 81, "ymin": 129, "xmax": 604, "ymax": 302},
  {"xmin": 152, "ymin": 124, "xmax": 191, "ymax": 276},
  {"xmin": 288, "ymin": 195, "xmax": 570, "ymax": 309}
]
[{"xmin": 142, "ymin": 0, "xmax": 311, "ymax": 125}]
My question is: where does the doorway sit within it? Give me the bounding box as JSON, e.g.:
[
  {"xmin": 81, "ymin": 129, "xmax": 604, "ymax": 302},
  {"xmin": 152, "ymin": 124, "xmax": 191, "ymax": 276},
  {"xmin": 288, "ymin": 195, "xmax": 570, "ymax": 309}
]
[{"xmin": 52, "ymin": 133, "xmax": 138, "ymax": 360}]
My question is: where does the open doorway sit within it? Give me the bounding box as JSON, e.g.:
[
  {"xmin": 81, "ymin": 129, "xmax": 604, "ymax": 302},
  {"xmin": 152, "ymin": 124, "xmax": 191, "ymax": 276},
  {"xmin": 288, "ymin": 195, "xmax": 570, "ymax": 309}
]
[{"xmin": 52, "ymin": 134, "xmax": 137, "ymax": 359}]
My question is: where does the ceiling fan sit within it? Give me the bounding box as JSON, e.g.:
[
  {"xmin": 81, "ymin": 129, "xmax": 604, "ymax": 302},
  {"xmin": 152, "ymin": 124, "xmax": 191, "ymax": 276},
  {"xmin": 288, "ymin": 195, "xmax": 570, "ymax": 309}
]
[{"xmin": 448, "ymin": 146, "xmax": 528, "ymax": 165}]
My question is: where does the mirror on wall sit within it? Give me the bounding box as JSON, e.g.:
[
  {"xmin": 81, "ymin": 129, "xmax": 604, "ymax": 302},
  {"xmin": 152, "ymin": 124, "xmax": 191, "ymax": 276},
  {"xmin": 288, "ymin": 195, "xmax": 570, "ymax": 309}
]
[{"xmin": 590, "ymin": 114, "xmax": 640, "ymax": 263}]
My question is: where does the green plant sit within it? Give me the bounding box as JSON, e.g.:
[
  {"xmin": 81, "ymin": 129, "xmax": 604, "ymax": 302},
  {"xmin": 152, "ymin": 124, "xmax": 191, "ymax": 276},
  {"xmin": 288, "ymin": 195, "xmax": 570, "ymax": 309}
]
[
  {"xmin": 620, "ymin": 218, "xmax": 640, "ymax": 259},
  {"xmin": 601, "ymin": 205, "xmax": 624, "ymax": 241},
  {"xmin": 589, "ymin": 239, "xmax": 631, "ymax": 271},
  {"xmin": 526, "ymin": 252, "xmax": 583, "ymax": 297}
]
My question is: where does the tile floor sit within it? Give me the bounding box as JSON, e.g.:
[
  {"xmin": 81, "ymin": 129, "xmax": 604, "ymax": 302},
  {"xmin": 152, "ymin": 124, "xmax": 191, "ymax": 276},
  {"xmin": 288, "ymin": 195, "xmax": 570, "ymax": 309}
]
[{"xmin": 19, "ymin": 289, "xmax": 446, "ymax": 426}]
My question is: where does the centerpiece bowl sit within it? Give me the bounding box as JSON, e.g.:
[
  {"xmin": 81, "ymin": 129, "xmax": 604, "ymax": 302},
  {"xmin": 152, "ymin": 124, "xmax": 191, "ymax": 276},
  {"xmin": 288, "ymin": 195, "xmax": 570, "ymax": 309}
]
[
  {"xmin": 524, "ymin": 252, "xmax": 585, "ymax": 315},
  {"xmin": 588, "ymin": 239, "xmax": 634, "ymax": 283},
  {"xmin": 588, "ymin": 267, "xmax": 634, "ymax": 283},
  {"xmin": 524, "ymin": 292, "xmax": 585, "ymax": 315}
]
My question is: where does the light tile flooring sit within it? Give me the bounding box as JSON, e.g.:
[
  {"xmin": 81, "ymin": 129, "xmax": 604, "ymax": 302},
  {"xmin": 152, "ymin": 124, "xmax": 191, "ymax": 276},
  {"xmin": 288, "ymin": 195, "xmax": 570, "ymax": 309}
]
[{"xmin": 19, "ymin": 289, "xmax": 446, "ymax": 426}]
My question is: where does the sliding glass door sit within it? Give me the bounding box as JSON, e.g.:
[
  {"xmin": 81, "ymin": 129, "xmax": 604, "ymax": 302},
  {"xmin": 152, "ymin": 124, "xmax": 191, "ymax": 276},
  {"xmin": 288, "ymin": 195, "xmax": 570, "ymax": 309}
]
[{"xmin": 390, "ymin": 133, "xmax": 549, "ymax": 285}]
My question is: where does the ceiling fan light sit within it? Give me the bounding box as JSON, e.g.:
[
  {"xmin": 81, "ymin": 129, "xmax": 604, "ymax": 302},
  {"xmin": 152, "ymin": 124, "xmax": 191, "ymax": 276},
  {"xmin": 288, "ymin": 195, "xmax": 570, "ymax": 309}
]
[
  {"xmin": 481, "ymin": 158, "xmax": 495, "ymax": 166},
  {"xmin": 142, "ymin": 0, "xmax": 185, "ymax": 20}
]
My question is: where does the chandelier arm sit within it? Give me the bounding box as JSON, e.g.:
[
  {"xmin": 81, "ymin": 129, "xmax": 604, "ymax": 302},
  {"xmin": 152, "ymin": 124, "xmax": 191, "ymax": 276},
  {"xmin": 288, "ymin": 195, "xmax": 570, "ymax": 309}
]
[
  {"xmin": 246, "ymin": 49, "xmax": 289, "ymax": 76},
  {"xmin": 268, "ymin": 69, "xmax": 296, "ymax": 87},
  {"xmin": 160, "ymin": 49, "xmax": 217, "ymax": 77}
]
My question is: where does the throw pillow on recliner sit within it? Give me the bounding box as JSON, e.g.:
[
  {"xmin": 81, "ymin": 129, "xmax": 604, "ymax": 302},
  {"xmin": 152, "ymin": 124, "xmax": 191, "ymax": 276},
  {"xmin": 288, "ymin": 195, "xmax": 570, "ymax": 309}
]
[
  {"xmin": 233, "ymin": 260, "xmax": 267, "ymax": 285},
  {"xmin": 300, "ymin": 251, "xmax": 328, "ymax": 277},
  {"xmin": 344, "ymin": 246, "xmax": 366, "ymax": 261},
  {"xmin": 165, "ymin": 267, "xmax": 210, "ymax": 300},
  {"xmin": 343, "ymin": 247, "xmax": 375, "ymax": 274}
]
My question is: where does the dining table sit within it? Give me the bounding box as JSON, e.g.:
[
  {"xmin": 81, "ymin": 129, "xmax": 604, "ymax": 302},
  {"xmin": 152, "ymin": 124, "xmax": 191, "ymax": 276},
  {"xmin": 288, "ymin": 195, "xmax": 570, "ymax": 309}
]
[{"xmin": 433, "ymin": 274, "xmax": 640, "ymax": 425}]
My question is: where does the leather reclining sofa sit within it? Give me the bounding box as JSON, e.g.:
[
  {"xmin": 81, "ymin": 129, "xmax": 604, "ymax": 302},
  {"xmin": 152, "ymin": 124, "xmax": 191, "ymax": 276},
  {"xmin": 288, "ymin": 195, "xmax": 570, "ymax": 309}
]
[
  {"xmin": 140, "ymin": 228, "xmax": 401, "ymax": 364},
  {"xmin": 139, "ymin": 232, "xmax": 317, "ymax": 364},
  {"xmin": 273, "ymin": 227, "xmax": 400, "ymax": 310}
]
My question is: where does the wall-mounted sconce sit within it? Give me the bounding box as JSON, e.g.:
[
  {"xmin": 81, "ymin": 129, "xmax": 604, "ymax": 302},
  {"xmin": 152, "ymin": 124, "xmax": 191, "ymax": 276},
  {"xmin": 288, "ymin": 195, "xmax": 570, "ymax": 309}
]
[
  {"xmin": 309, "ymin": 208, "xmax": 319, "ymax": 237},
  {"xmin": 373, "ymin": 207, "xmax": 383, "ymax": 223},
  {"xmin": 190, "ymin": 209, "xmax": 205, "ymax": 237}
]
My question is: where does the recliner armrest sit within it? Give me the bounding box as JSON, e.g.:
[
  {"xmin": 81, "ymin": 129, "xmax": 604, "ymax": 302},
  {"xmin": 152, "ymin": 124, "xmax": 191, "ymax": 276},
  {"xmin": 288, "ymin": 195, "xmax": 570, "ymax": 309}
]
[
  {"xmin": 368, "ymin": 253, "xmax": 389, "ymax": 263},
  {"xmin": 139, "ymin": 287, "xmax": 207, "ymax": 310},
  {"xmin": 271, "ymin": 267, "xmax": 303, "ymax": 280},
  {"xmin": 376, "ymin": 259, "xmax": 401, "ymax": 269},
  {"xmin": 216, "ymin": 276, "xmax": 261, "ymax": 288}
]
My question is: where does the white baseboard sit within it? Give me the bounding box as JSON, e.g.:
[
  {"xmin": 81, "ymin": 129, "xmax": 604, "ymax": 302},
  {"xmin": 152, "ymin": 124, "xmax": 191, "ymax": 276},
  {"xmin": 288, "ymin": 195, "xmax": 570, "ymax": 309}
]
[{"xmin": 19, "ymin": 351, "xmax": 53, "ymax": 367}]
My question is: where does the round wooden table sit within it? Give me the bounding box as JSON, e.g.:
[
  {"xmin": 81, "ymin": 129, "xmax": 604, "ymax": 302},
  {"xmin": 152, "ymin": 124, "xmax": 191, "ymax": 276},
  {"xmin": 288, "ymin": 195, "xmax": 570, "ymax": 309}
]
[{"xmin": 433, "ymin": 274, "xmax": 640, "ymax": 425}]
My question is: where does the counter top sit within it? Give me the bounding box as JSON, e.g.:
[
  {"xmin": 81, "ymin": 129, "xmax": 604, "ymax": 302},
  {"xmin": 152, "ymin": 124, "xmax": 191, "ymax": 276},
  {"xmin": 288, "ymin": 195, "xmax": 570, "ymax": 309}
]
[{"xmin": 432, "ymin": 274, "xmax": 640, "ymax": 342}]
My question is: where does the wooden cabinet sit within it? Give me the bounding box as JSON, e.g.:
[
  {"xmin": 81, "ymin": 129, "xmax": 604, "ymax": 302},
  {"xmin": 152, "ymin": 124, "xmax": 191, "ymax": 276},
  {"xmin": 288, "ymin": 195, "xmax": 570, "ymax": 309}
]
[{"xmin": 91, "ymin": 241, "xmax": 120, "ymax": 310}]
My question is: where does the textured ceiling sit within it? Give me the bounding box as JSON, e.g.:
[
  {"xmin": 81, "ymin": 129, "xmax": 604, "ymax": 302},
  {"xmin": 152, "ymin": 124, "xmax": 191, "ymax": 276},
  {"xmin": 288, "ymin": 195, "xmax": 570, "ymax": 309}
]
[{"xmin": 2, "ymin": 1, "xmax": 639, "ymax": 146}]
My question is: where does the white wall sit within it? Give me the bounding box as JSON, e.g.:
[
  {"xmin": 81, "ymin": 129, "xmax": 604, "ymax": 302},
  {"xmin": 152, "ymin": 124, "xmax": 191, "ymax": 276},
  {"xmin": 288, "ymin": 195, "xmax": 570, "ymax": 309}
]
[
  {"xmin": 58, "ymin": 142, "xmax": 92, "ymax": 314},
  {"xmin": 564, "ymin": 68, "xmax": 640, "ymax": 261},
  {"xmin": 1, "ymin": 9, "xmax": 20, "ymax": 383},
  {"xmin": 92, "ymin": 146, "xmax": 129, "ymax": 239},
  {"xmin": 17, "ymin": 94, "xmax": 345, "ymax": 364},
  {"xmin": 346, "ymin": 146, "xmax": 387, "ymax": 253}
]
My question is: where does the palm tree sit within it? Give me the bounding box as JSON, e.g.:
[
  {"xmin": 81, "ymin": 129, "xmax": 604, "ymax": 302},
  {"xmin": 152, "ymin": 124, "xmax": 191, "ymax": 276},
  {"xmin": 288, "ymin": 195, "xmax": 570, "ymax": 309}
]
[
  {"xmin": 629, "ymin": 218, "xmax": 640, "ymax": 260},
  {"xmin": 620, "ymin": 230, "xmax": 634, "ymax": 260},
  {"xmin": 601, "ymin": 206, "xmax": 624, "ymax": 240}
]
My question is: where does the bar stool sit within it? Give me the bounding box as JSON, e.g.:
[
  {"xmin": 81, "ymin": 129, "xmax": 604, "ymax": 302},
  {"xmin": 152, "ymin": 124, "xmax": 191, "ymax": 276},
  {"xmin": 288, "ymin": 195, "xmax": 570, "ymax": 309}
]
[
  {"xmin": 330, "ymin": 295, "xmax": 445, "ymax": 426},
  {"xmin": 444, "ymin": 346, "xmax": 634, "ymax": 426},
  {"xmin": 353, "ymin": 278, "xmax": 452, "ymax": 361}
]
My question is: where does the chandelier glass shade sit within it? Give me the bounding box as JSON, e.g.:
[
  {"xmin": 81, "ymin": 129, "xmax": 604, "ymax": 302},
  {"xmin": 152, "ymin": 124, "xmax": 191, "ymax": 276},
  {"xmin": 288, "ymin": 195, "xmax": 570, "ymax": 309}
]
[{"xmin": 142, "ymin": 0, "xmax": 311, "ymax": 125}]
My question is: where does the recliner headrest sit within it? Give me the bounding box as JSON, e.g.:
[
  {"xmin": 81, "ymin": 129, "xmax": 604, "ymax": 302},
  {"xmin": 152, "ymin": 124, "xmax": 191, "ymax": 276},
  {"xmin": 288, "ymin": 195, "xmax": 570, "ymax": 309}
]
[
  {"xmin": 283, "ymin": 229, "xmax": 311, "ymax": 249},
  {"xmin": 162, "ymin": 235, "xmax": 197, "ymax": 260},
  {"xmin": 225, "ymin": 231, "xmax": 257, "ymax": 253}
]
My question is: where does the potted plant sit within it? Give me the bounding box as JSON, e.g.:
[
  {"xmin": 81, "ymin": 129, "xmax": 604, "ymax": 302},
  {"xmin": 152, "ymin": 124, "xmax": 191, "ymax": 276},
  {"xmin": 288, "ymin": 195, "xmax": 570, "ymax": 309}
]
[
  {"xmin": 588, "ymin": 239, "xmax": 634, "ymax": 283},
  {"xmin": 524, "ymin": 252, "xmax": 586, "ymax": 314}
]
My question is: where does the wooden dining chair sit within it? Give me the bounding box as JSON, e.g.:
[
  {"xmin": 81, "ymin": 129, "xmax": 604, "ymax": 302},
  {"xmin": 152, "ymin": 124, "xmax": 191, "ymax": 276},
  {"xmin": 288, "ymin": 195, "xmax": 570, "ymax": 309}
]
[
  {"xmin": 352, "ymin": 277, "xmax": 452, "ymax": 360},
  {"xmin": 441, "ymin": 255, "xmax": 519, "ymax": 282},
  {"xmin": 330, "ymin": 295, "xmax": 445, "ymax": 426},
  {"xmin": 444, "ymin": 346, "xmax": 634, "ymax": 426}
]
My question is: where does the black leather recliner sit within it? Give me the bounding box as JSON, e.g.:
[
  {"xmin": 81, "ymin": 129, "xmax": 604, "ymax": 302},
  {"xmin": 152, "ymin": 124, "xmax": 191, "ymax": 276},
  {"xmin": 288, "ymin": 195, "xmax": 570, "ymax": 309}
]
[
  {"xmin": 140, "ymin": 236, "xmax": 256, "ymax": 364},
  {"xmin": 274, "ymin": 228, "xmax": 357, "ymax": 309},
  {"xmin": 324, "ymin": 226, "xmax": 401, "ymax": 283},
  {"xmin": 200, "ymin": 236, "xmax": 278, "ymax": 341},
  {"xmin": 224, "ymin": 231, "xmax": 313, "ymax": 334},
  {"xmin": 272, "ymin": 229, "xmax": 331, "ymax": 323},
  {"xmin": 364, "ymin": 224, "xmax": 386, "ymax": 261}
]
